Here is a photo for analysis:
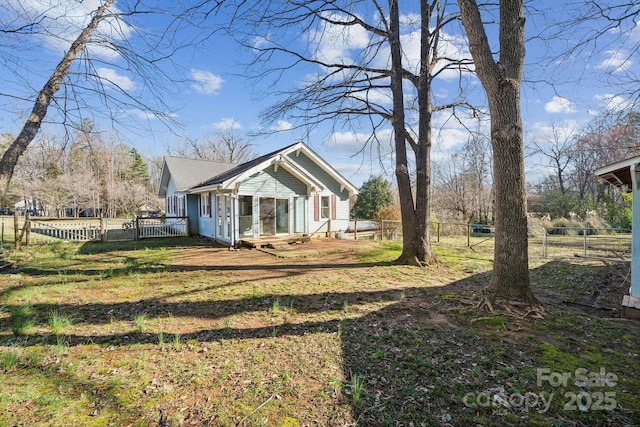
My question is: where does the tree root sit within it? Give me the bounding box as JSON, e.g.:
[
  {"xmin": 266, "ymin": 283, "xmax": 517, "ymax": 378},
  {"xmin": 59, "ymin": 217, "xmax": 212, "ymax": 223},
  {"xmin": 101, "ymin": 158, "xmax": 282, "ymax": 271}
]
[{"xmin": 470, "ymin": 292, "xmax": 546, "ymax": 319}]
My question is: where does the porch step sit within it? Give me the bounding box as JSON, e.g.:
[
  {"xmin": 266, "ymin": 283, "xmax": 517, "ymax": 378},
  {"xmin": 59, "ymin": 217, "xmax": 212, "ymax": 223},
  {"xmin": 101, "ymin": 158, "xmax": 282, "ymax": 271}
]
[{"xmin": 240, "ymin": 236, "xmax": 311, "ymax": 249}]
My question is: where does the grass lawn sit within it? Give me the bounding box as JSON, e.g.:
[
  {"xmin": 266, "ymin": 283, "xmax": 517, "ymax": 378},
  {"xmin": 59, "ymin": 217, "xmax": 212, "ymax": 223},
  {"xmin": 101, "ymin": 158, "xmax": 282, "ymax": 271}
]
[{"xmin": 0, "ymin": 237, "xmax": 639, "ymax": 426}]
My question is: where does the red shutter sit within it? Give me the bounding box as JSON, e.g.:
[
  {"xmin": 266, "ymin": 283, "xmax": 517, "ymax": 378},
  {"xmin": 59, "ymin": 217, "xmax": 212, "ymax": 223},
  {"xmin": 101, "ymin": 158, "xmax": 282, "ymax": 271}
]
[
  {"xmin": 331, "ymin": 194, "xmax": 337, "ymax": 220},
  {"xmin": 314, "ymin": 194, "xmax": 320, "ymax": 221}
]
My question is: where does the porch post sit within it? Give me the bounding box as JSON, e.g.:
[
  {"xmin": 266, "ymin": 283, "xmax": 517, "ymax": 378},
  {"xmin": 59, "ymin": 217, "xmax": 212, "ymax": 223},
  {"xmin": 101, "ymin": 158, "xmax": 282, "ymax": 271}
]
[
  {"xmin": 230, "ymin": 195, "xmax": 236, "ymax": 247},
  {"xmin": 624, "ymin": 164, "xmax": 640, "ymax": 311}
]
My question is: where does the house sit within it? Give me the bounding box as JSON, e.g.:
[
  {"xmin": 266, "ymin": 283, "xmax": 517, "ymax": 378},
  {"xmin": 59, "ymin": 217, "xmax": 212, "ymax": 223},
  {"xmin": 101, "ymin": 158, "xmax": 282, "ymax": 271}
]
[
  {"xmin": 157, "ymin": 156, "xmax": 237, "ymax": 234},
  {"xmin": 595, "ymin": 156, "xmax": 640, "ymax": 318},
  {"xmin": 157, "ymin": 142, "xmax": 358, "ymax": 246},
  {"xmin": 135, "ymin": 204, "xmax": 161, "ymax": 217}
]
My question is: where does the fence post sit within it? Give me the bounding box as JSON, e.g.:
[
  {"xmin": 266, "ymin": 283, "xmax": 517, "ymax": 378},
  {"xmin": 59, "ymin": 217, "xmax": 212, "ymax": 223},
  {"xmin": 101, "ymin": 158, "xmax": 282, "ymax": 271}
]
[
  {"xmin": 25, "ymin": 211, "xmax": 30, "ymax": 246},
  {"xmin": 583, "ymin": 228, "xmax": 587, "ymax": 257},
  {"xmin": 134, "ymin": 217, "xmax": 139, "ymax": 240},
  {"xmin": 185, "ymin": 217, "xmax": 190, "ymax": 237},
  {"xmin": 467, "ymin": 222, "xmax": 470, "ymax": 247},
  {"xmin": 100, "ymin": 218, "xmax": 106, "ymax": 242},
  {"xmin": 14, "ymin": 212, "xmax": 19, "ymax": 250},
  {"xmin": 354, "ymin": 218, "xmax": 357, "ymax": 240}
]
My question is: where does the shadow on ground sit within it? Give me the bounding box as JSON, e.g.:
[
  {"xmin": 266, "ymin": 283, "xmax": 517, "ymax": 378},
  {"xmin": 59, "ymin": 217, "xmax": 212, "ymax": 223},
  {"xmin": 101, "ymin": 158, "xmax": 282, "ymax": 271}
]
[{"xmin": 1, "ymin": 239, "xmax": 638, "ymax": 426}]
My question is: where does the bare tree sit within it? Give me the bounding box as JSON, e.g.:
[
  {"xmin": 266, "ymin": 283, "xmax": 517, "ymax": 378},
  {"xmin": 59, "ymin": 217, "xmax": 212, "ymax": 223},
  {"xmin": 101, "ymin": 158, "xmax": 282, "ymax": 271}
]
[
  {"xmin": 0, "ymin": 1, "xmax": 115, "ymax": 204},
  {"xmin": 168, "ymin": 129, "xmax": 256, "ymax": 163},
  {"xmin": 433, "ymin": 155, "xmax": 477, "ymax": 221},
  {"xmin": 571, "ymin": 110, "xmax": 640, "ymax": 199},
  {"xmin": 458, "ymin": 0, "xmax": 538, "ymax": 306},
  {"xmin": 0, "ymin": 1, "xmax": 208, "ymax": 204},
  {"xmin": 433, "ymin": 133, "xmax": 493, "ymax": 222},
  {"xmin": 222, "ymin": 0, "xmax": 476, "ymax": 266},
  {"xmin": 17, "ymin": 124, "xmax": 158, "ymax": 218},
  {"xmin": 528, "ymin": 122, "xmax": 577, "ymax": 194},
  {"xmin": 547, "ymin": 2, "xmax": 640, "ymax": 109}
]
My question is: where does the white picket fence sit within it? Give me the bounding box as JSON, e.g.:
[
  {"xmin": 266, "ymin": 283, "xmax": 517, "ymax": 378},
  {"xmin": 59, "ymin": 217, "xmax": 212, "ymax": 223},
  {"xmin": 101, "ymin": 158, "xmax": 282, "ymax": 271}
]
[{"xmin": 11, "ymin": 216, "xmax": 189, "ymax": 246}]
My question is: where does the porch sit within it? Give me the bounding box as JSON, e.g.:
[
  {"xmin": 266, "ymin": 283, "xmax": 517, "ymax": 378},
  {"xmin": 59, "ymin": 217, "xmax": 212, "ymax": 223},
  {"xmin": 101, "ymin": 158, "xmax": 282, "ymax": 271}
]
[{"xmin": 239, "ymin": 235, "xmax": 311, "ymax": 249}]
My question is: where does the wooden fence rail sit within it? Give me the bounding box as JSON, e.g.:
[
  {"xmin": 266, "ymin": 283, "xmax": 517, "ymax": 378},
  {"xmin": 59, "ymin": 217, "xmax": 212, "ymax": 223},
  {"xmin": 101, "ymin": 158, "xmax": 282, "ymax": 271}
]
[{"xmin": 12, "ymin": 213, "xmax": 189, "ymax": 248}]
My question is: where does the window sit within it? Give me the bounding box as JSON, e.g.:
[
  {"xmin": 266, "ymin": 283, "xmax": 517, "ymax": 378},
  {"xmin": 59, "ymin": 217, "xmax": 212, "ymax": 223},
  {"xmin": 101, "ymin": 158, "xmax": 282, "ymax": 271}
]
[
  {"xmin": 321, "ymin": 196, "xmax": 330, "ymax": 219},
  {"xmin": 276, "ymin": 199, "xmax": 289, "ymax": 234},
  {"xmin": 199, "ymin": 193, "xmax": 211, "ymax": 217},
  {"xmin": 167, "ymin": 195, "xmax": 178, "ymax": 216},
  {"xmin": 224, "ymin": 195, "xmax": 231, "ymax": 238},
  {"xmin": 239, "ymin": 196, "xmax": 253, "ymax": 238},
  {"xmin": 166, "ymin": 197, "xmax": 173, "ymax": 216},
  {"xmin": 177, "ymin": 196, "xmax": 185, "ymax": 217},
  {"xmin": 217, "ymin": 196, "xmax": 223, "ymax": 237}
]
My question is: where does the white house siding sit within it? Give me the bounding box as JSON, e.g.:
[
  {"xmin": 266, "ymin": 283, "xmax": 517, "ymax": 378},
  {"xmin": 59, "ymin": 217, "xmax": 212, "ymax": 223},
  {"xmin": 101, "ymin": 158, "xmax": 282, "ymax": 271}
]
[
  {"xmin": 306, "ymin": 193, "xmax": 351, "ymax": 235},
  {"xmin": 288, "ymin": 152, "xmax": 352, "ymax": 235},
  {"xmin": 198, "ymin": 211, "xmax": 216, "ymax": 238},
  {"xmin": 237, "ymin": 168, "xmax": 307, "ymax": 196},
  {"xmin": 235, "ymin": 169, "xmax": 307, "ymax": 239},
  {"xmin": 286, "ymin": 152, "xmax": 347, "ymax": 196}
]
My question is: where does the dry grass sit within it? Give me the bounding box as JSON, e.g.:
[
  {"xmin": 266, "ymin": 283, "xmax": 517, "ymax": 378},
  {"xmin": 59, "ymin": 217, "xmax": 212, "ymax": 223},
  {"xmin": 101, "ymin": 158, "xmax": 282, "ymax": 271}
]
[{"xmin": 0, "ymin": 237, "xmax": 638, "ymax": 426}]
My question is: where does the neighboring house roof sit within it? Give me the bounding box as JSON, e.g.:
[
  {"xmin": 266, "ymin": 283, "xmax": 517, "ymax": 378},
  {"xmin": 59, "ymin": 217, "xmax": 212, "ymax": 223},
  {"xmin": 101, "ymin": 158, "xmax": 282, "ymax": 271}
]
[
  {"xmin": 190, "ymin": 142, "xmax": 358, "ymax": 196},
  {"xmin": 157, "ymin": 156, "xmax": 235, "ymax": 197},
  {"xmin": 595, "ymin": 155, "xmax": 640, "ymax": 192}
]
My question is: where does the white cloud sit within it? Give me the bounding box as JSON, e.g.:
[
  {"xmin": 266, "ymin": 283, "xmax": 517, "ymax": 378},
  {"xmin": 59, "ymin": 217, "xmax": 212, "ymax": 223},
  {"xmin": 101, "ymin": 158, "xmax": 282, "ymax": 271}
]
[
  {"xmin": 253, "ymin": 34, "xmax": 270, "ymax": 50},
  {"xmin": 596, "ymin": 49, "xmax": 632, "ymax": 72},
  {"xmin": 270, "ymin": 120, "xmax": 293, "ymax": 131},
  {"xmin": 631, "ymin": 21, "xmax": 640, "ymax": 42},
  {"xmin": 126, "ymin": 109, "xmax": 176, "ymax": 120},
  {"xmin": 5, "ymin": 0, "xmax": 129, "ymax": 59},
  {"xmin": 332, "ymin": 161, "xmax": 391, "ymax": 188},
  {"xmin": 324, "ymin": 129, "xmax": 395, "ymax": 166},
  {"xmin": 594, "ymin": 93, "xmax": 630, "ymax": 111},
  {"xmin": 327, "ymin": 131, "xmax": 368, "ymax": 151},
  {"xmin": 532, "ymin": 120, "xmax": 577, "ymax": 133},
  {"xmin": 544, "ymin": 96, "xmax": 575, "ymax": 114},
  {"xmin": 394, "ymin": 30, "xmax": 471, "ymax": 81},
  {"xmin": 529, "ymin": 120, "xmax": 578, "ymax": 143},
  {"xmin": 190, "ymin": 69, "xmax": 224, "ymax": 95},
  {"xmin": 309, "ymin": 12, "xmax": 371, "ymax": 64},
  {"xmin": 430, "ymin": 110, "xmax": 486, "ymax": 153},
  {"xmin": 213, "ymin": 118, "xmax": 242, "ymax": 130},
  {"xmin": 96, "ymin": 67, "xmax": 134, "ymax": 91},
  {"xmin": 433, "ymin": 127, "xmax": 472, "ymax": 152}
]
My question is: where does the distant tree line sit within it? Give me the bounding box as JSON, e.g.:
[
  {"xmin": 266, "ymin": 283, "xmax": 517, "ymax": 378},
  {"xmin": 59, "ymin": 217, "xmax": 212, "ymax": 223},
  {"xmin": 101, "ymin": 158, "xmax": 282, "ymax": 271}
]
[
  {"xmin": 420, "ymin": 109, "xmax": 639, "ymax": 229},
  {"xmin": 1, "ymin": 120, "xmax": 158, "ymax": 218},
  {"xmin": 528, "ymin": 110, "xmax": 640, "ymax": 229}
]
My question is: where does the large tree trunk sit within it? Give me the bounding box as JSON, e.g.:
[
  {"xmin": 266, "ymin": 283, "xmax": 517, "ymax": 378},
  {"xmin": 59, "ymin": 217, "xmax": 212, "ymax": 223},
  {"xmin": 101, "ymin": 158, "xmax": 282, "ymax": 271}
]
[
  {"xmin": 411, "ymin": 0, "xmax": 436, "ymax": 265},
  {"xmin": 458, "ymin": 0, "xmax": 537, "ymax": 303},
  {"xmin": 388, "ymin": 0, "xmax": 434, "ymax": 266},
  {"xmin": 0, "ymin": 0, "xmax": 114, "ymax": 205}
]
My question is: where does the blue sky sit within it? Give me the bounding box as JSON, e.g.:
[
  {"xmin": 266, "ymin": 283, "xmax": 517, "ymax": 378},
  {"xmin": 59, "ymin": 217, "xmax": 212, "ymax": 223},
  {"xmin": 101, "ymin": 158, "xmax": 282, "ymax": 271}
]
[{"xmin": 0, "ymin": 0, "xmax": 638, "ymax": 188}]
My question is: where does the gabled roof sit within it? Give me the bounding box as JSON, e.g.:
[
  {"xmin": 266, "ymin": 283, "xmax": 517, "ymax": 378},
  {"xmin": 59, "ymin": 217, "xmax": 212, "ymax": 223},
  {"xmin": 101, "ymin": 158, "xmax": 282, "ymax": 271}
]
[
  {"xmin": 595, "ymin": 155, "xmax": 640, "ymax": 192},
  {"xmin": 190, "ymin": 142, "xmax": 359, "ymax": 196},
  {"xmin": 193, "ymin": 143, "xmax": 298, "ymax": 189},
  {"xmin": 157, "ymin": 156, "xmax": 235, "ymax": 198}
]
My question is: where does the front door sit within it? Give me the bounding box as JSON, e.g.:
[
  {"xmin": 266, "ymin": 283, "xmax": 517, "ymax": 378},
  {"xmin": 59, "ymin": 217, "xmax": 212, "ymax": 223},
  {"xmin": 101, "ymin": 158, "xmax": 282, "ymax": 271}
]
[{"xmin": 259, "ymin": 198, "xmax": 275, "ymax": 236}]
